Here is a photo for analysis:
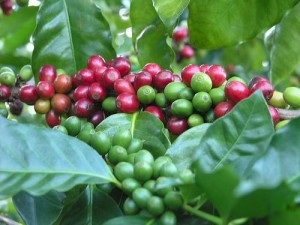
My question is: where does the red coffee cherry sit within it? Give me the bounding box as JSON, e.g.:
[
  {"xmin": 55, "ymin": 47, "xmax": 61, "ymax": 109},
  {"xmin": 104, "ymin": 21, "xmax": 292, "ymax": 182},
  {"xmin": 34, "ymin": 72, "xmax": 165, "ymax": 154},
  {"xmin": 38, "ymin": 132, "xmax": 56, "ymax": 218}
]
[
  {"xmin": 199, "ymin": 64, "xmax": 210, "ymax": 73},
  {"xmin": 111, "ymin": 56, "xmax": 131, "ymax": 77},
  {"xmin": 172, "ymin": 27, "xmax": 188, "ymax": 42},
  {"xmin": 114, "ymin": 79, "xmax": 135, "ymax": 95},
  {"xmin": 133, "ymin": 71, "xmax": 152, "ymax": 91},
  {"xmin": 94, "ymin": 66, "xmax": 107, "ymax": 83},
  {"xmin": 19, "ymin": 85, "xmax": 39, "ymax": 105},
  {"xmin": 88, "ymin": 82, "xmax": 107, "ymax": 102},
  {"xmin": 181, "ymin": 64, "xmax": 201, "ymax": 86},
  {"xmin": 39, "ymin": 64, "xmax": 57, "ymax": 84},
  {"xmin": 87, "ymin": 55, "xmax": 106, "ymax": 71},
  {"xmin": 74, "ymin": 68, "xmax": 95, "ymax": 85},
  {"xmin": 180, "ymin": 45, "xmax": 195, "ymax": 59},
  {"xmin": 248, "ymin": 76, "xmax": 269, "ymax": 89},
  {"xmin": 250, "ymin": 80, "xmax": 274, "ymax": 101},
  {"xmin": 53, "ymin": 74, "xmax": 72, "ymax": 94},
  {"xmin": 51, "ymin": 93, "xmax": 72, "ymax": 114},
  {"xmin": 1, "ymin": 0, "xmax": 13, "ymax": 15},
  {"xmin": 144, "ymin": 105, "xmax": 165, "ymax": 122},
  {"xmin": 225, "ymin": 81, "xmax": 250, "ymax": 103},
  {"xmin": 73, "ymin": 85, "xmax": 89, "ymax": 101},
  {"xmin": 102, "ymin": 67, "xmax": 121, "ymax": 89},
  {"xmin": 116, "ymin": 92, "xmax": 140, "ymax": 113},
  {"xmin": 205, "ymin": 64, "xmax": 227, "ymax": 88},
  {"xmin": 214, "ymin": 101, "xmax": 235, "ymax": 118},
  {"xmin": 45, "ymin": 109, "xmax": 61, "ymax": 127},
  {"xmin": 153, "ymin": 70, "xmax": 173, "ymax": 91},
  {"xmin": 74, "ymin": 97, "xmax": 95, "ymax": 118},
  {"xmin": 0, "ymin": 84, "xmax": 11, "ymax": 101},
  {"xmin": 89, "ymin": 110, "xmax": 105, "ymax": 126},
  {"xmin": 167, "ymin": 116, "xmax": 188, "ymax": 135},
  {"xmin": 142, "ymin": 63, "xmax": 161, "ymax": 78},
  {"xmin": 36, "ymin": 81, "xmax": 55, "ymax": 99},
  {"xmin": 268, "ymin": 105, "xmax": 280, "ymax": 125}
]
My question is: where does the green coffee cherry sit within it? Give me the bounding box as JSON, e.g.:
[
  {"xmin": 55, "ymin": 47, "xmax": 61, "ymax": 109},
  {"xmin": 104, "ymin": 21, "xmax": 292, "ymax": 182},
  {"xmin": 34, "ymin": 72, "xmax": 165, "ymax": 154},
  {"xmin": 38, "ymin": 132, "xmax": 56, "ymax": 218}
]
[
  {"xmin": 112, "ymin": 128, "xmax": 132, "ymax": 149},
  {"xmin": 132, "ymin": 187, "xmax": 152, "ymax": 208},
  {"xmin": 108, "ymin": 145, "xmax": 128, "ymax": 165},
  {"xmin": 164, "ymin": 81, "xmax": 187, "ymax": 102},
  {"xmin": 283, "ymin": 87, "xmax": 300, "ymax": 108},
  {"xmin": 268, "ymin": 90, "xmax": 288, "ymax": 108},
  {"xmin": 123, "ymin": 197, "xmax": 140, "ymax": 215},
  {"xmin": 122, "ymin": 177, "xmax": 141, "ymax": 194},
  {"xmin": 114, "ymin": 162, "xmax": 134, "ymax": 181},
  {"xmin": 0, "ymin": 71, "xmax": 16, "ymax": 87},
  {"xmin": 19, "ymin": 65, "xmax": 34, "ymax": 82},
  {"xmin": 52, "ymin": 125, "xmax": 68, "ymax": 135},
  {"xmin": 127, "ymin": 138, "xmax": 144, "ymax": 154},
  {"xmin": 62, "ymin": 116, "xmax": 82, "ymax": 136},
  {"xmin": 190, "ymin": 72, "xmax": 212, "ymax": 93},
  {"xmin": 90, "ymin": 131, "xmax": 111, "ymax": 155}
]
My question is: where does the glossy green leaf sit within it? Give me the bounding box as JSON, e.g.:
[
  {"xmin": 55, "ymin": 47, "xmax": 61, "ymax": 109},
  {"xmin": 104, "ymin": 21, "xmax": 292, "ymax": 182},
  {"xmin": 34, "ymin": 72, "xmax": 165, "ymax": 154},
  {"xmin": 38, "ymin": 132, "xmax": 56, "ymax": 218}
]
[
  {"xmin": 102, "ymin": 215, "xmax": 149, "ymax": 225},
  {"xmin": 270, "ymin": 207, "xmax": 300, "ymax": 225},
  {"xmin": 167, "ymin": 123, "xmax": 210, "ymax": 170},
  {"xmin": 13, "ymin": 191, "xmax": 65, "ymax": 225},
  {"xmin": 270, "ymin": 3, "xmax": 300, "ymax": 87},
  {"xmin": 195, "ymin": 91, "xmax": 274, "ymax": 175},
  {"xmin": 96, "ymin": 112, "xmax": 171, "ymax": 158},
  {"xmin": 152, "ymin": 0, "xmax": 190, "ymax": 33},
  {"xmin": 56, "ymin": 186, "xmax": 122, "ymax": 225},
  {"xmin": 0, "ymin": 117, "xmax": 116, "ymax": 200},
  {"xmin": 188, "ymin": 0, "xmax": 298, "ymax": 50},
  {"xmin": 32, "ymin": 0, "xmax": 115, "ymax": 77},
  {"xmin": 0, "ymin": 6, "xmax": 38, "ymax": 54},
  {"xmin": 130, "ymin": 0, "xmax": 174, "ymax": 68}
]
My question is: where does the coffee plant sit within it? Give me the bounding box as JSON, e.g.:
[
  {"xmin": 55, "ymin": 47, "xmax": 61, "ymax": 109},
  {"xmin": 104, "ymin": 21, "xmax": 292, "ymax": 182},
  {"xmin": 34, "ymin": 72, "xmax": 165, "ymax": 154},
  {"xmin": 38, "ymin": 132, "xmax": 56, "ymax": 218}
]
[{"xmin": 1, "ymin": 0, "xmax": 300, "ymax": 225}]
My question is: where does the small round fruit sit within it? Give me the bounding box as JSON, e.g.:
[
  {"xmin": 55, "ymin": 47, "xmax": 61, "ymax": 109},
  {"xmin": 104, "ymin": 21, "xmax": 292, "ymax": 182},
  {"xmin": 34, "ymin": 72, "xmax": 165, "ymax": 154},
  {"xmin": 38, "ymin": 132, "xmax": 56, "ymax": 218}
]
[
  {"xmin": 52, "ymin": 125, "xmax": 68, "ymax": 135},
  {"xmin": 159, "ymin": 211, "xmax": 177, "ymax": 225},
  {"xmin": 248, "ymin": 76, "xmax": 269, "ymax": 89},
  {"xmin": 45, "ymin": 110, "xmax": 61, "ymax": 127},
  {"xmin": 133, "ymin": 71, "xmax": 152, "ymax": 91},
  {"xmin": 111, "ymin": 56, "xmax": 131, "ymax": 76},
  {"xmin": 77, "ymin": 126, "xmax": 94, "ymax": 144},
  {"xmin": 74, "ymin": 68, "xmax": 95, "ymax": 85},
  {"xmin": 146, "ymin": 196, "xmax": 165, "ymax": 216},
  {"xmin": 225, "ymin": 81, "xmax": 250, "ymax": 103},
  {"xmin": 102, "ymin": 67, "xmax": 121, "ymax": 89},
  {"xmin": 268, "ymin": 105, "xmax": 280, "ymax": 125},
  {"xmin": 122, "ymin": 178, "xmax": 141, "ymax": 194},
  {"xmin": 127, "ymin": 138, "xmax": 144, "ymax": 154},
  {"xmin": 153, "ymin": 70, "xmax": 173, "ymax": 91},
  {"xmin": 153, "ymin": 156, "xmax": 172, "ymax": 178},
  {"xmin": 36, "ymin": 81, "xmax": 55, "ymax": 99},
  {"xmin": 123, "ymin": 197, "xmax": 140, "ymax": 215},
  {"xmin": 90, "ymin": 131, "xmax": 111, "ymax": 155},
  {"xmin": 164, "ymin": 191, "xmax": 183, "ymax": 210},
  {"xmin": 39, "ymin": 64, "xmax": 57, "ymax": 83},
  {"xmin": 172, "ymin": 26, "xmax": 188, "ymax": 42},
  {"xmin": 167, "ymin": 116, "xmax": 188, "ymax": 135},
  {"xmin": 114, "ymin": 78, "xmax": 135, "ymax": 95},
  {"xmin": 116, "ymin": 92, "xmax": 140, "ymax": 113},
  {"xmin": 34, "ymin": 98, "xmax": 51, "ymax": 114},
  {"xmin": 108, "ymin": 145, "xmax": 128, "ymax": 165},
  {"xmin": 19, "ymin": 64, "xmax": 34, "ymax": 81},
  {"xmin": 171, "ymin": 99, "xmax": 193, "ymax": 118},
  {"xmin": 73, "ymin": 85, "xmax": 89, "ymax": 101},
  {"xmin": 62, "ymin": 116, "xmax": 82, "ymax": 136},
  {"xmin": 89, "ymin": 110, "xmax": 105, "ymax": 127},
  {"xmin": 51, "ymin": 93, "xmax": 72, "ymax": 114},
  {"xmin": 205, "ymin": 64, "xmax": 227, "ymax": 87},
  {"xmin": 190, "ymin": 72, "xmax": 212, "ymax": 92},
  {"xmin": 112, "ymin": 128, "xmax": 132, "ymax": 149},
  {"xmin": 142, "ymin": 63, "xmax": 161, "ymax": 78},
  {"xmin": 178, "ymin": 168, "xmax": 195, "ymax": 184},
  {"xmin": 209, "ymin": 87, "xmax": 226, "ymax": 105},
  {"xmin": 250, "ymin": 80, "xmax": 274, "ymax": 101},
  {"xmin": 134, "ymin": 161, "xmax": 153, "ymax": 183},
  {"xmin": 53, "ymin": 74, "xmax": 72, "ymax": 94},
  {"xmin": 0, "ymin": 71, "xmax": 16, "ymax": 87},
  {"xmin": 134, "ymin": 149, "xmax": 154, "ymax": 165},
  {"xmin": 114, "ymin": 162, "xmax": 134, "ymax": 181},
  {"xmin": 87, "ymin": 55, "xmax": 106, "ymax": 71},
  {"xmin": 275, "ymin": 120, "xmax": 289, "ymax": 130},
  {"xmin": 88, "ymin": 82, "xmax": 107, "ymax": 102},
  {"xmin": 155, "ymin": 93, "xmax": 167, "ymax": 108},
  {"xmin": 144, "ymin": 105, "xmax": 165, "ymax": 122},
  {"xmin": 180, "ymin": 44, "xmax": 195, "ymax": 59},
  {"xmin": 163, "ymin": 81, "xmax": 187, "ymax": 102},
  {"xmin": 132, "ymin": 187, "xmax": 152, "ymax": 209},
  {"xmin": 283, "ymin": 87, "xmax": 300, "ymax": 108},
  {"xmin": 74, "ymin": 97, "xmax": 95, "ymax": 118},
  {"xmin": 102, "ymin": 96, "xmax": 117, "ymax": 114},
  {"xmin": 192, "ymin": 92, "xmax": 212, "ymax": 113},
  {"xmin": 160, "ymin": 162, "xmax": 178, "ymax": 177},
  {"xmin": 137, "ymin": 85, "xmax": 156, "ymax": 104},
  {"xmin": 188, "ymin": 114, "xmax": 204, "ymax": 127},
  {"xmin": 214, "ymin": 101, "xmax": 235, "ymax": 118},
  {"xmin": 268, "ymin": 90, "xmax": 288, "ymax": 108},
  {"xmin": 181, "ymin": 64, "xmax": 200, "ymax": 86},
  {"xmin": 178, "ymin": 87, "xmax": 194, "ymax": 100},
  {"xmin": 0, "ymin": 84, "xmax": 11, "ymax": 101}
]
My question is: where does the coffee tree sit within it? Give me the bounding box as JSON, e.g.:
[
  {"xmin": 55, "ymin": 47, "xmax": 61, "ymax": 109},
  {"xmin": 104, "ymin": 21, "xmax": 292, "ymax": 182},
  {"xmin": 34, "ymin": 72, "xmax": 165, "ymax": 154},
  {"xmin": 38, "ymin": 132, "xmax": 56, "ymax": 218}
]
[{"xmin": 1, "ymin": 0, "xmax": 300, "ymax": 225}]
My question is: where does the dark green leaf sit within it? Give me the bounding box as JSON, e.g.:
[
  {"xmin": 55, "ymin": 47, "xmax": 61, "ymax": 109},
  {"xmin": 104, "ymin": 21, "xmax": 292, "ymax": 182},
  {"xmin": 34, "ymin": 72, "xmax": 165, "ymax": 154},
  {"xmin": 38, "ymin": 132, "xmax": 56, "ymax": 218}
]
[
  {"xmin": 195, "ymin": 91, "xmax": 274, "ymax": 175},
  {"xmin": 152, "ymin": 0, "xmax": 190, "ymax": 33},
  {"xmin": 270, "ymin": 3, "xmax": 300, "ymax": 87},
  {"xmin": 13, "ymin": 191, "xmax": 65, "ymax": 225},
  {"xmin": 270, "ymin": 207, "xmax": 300, "ymax": 225},
  {"xmin": 167, "ymin": 123, "xmax": 210, "ymax": 170},
  {"xmin": 0, "ymin": 6, "xmax": 38, "ymax": 53},
  {"xmin": 130, "ymin": 0, "xmax": 174, "ymax": 68},
  {"xmin": 102, "ymin": 215, "xmax": 149, "ymax": 225},
  {"xmin": 188, "ymin": 0, "xmax": 298, "ymax": 49},
  {"xmin": 95, "ymin": 112, "xmax": 171, "ymax": 158},
  {"xmin": 32, "ymin": 0, "xmax": 115, "ymax": 77},
  {"xmin": 0, "ymin": 117, "xmax": 116, "ymax": 199},
  {"xmin": 57, "ymin": 185, "xmax": 122, "ymax": 225}
]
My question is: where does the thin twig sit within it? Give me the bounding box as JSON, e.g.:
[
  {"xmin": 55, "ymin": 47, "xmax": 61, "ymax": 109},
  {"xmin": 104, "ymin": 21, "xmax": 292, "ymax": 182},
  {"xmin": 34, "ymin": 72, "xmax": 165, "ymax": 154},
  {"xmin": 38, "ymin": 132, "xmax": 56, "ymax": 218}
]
[
  {"xmin": 0, "ymin": 215, "xmax": 22, "ymax": 225},
  {"xmin": 277, "ymin": 108, "xmax": 300, "ymax": 120}
]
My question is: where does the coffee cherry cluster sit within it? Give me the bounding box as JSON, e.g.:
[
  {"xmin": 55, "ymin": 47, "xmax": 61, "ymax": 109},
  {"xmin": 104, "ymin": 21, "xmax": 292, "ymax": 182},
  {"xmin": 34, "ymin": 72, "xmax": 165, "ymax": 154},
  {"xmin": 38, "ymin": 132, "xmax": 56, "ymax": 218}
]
[
  {"xmin": 172, "ymin": 26, "xmax": 195, "ymax": 62},
  {"xmin": 0, "ymin": 64, "xmax": 34, "ymax": 117}
]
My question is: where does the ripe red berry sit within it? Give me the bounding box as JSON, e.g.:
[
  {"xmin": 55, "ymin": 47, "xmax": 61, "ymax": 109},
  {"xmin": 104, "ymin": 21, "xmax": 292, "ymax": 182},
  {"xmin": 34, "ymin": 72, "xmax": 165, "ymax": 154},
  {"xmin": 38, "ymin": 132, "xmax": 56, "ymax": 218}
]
[
  {"xmin": 87, "ymin": 55, "xmax": 106, "ymax": 71},
  {"xmin": 94, "ymin": 66, "xmax": 107, "ymax": 83},
  {"xmin": 89, "ymin": 110, "xmax": 105, "ymax": 126},
  {"xmin": 36, "ymin": 81, "xmax": 55, "ymax": 99},
  {"xmin": 114, "ymin": 78, "xmax": 135, "ymax": 95},
  {"xmin": 172, "ymin": 27, "xmax": 188, "ymax": 42},
  {"xmin": 74, "ymin": 97, "xmax": 95, "ymax": 118},
  {"xmin": 199, "ymin": 64, "xmax": 210, "ymax": 73},
  {"xmin": 268, "ymin": 105, "xmax": 280, "ymax": 125},
  {"xmin": 111, "ymin": 56, "xmax": 131, "ymax": 76},
  {"xmin": 102, "ymin": 67, "xmax": 121, "ymax": 89},
  {"xmin": 123, "ymin": 73, "xmax": 136, "ymax": 84},
  {"xmin": 205, "ymin": 65, "xmax": 227, "ymax": 87},
  {"xmin": 133, "ymin": 71, "xmax": 152, "ymax": 91},
  {"xmin": 53, "ymin": 74, "xmax": 72, "ymax": 94},
  {"xmin": 180, "ymin": 45, "xmax": 195, "ymax": 59},
  {"xmin": 153, "ymin": 70, "xmax": 173, "ymax": 91},
  {"xmin": 248, "ymin": 76, "xmax": 269, "ymax": 89},
  {"xmin": 73, "ymin": 85, "xmax": 89, "ymax": 101},
  {"xmin": 214, "ymin": 101, "xmax": 235, "ymax": 118},
  {"xmin": 74, "ymin": 68, "xmax": 95, "ymax": 85},
  {"xmin": 0, "ymin": 84, "xmax": 11, "ymax": 101},
  {"xmin": 51, "ymin": 93, "xmax": 72, "ymax": 114},
  {"xmin": 116, "ymin": 92, "xmax": 140, "ymax": 113},
  {"xmin": 88, "ymin": 82, "xmax": 107, "ymax": 102},
  {"xmin": 144, "ymin": 105, "xmax": 165, "ymax": 122},
  {"xmin": 167, "ymin": 116, "xmax": 188, "ymax": 135},
  {"xmin": 250, "ymin": 80, "xmax": 274, "ymax": 101},
  {"xmin": 142, "ymin": 63, "xmax": 161, "ymax": 78},
  {"xmin": 45, "ymin": 110, "xmax": 61, "ymax": 127},
  {"xmin": 39, "ymin": 64, "xmax": 57, "ymax": 84},
  {"xmin": 181, "ymin": 64, "xmax": 201, "ymax": 86},
  {"xmin": 225, "ymin": 81, "xmax": 250, "ymax": 103},
  {"xmin": 19, "ymin": 85, "xmax": 38, "ymax": 105}
]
